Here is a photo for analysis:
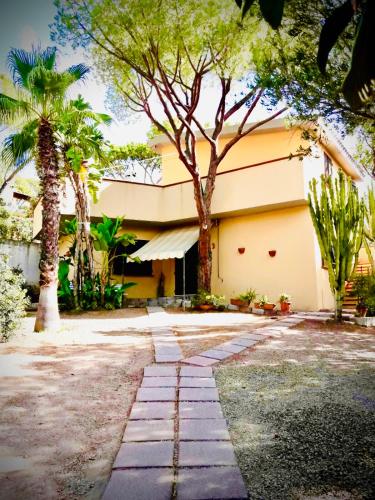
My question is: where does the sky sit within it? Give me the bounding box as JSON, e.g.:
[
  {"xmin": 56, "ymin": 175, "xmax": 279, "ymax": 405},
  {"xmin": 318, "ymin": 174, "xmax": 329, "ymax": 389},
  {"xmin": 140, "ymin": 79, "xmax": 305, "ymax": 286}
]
[
  {"xmin": 0, "ymin": 0, "xmax": 151, "ymax": 148},
  {"xmin": 0, "ymin": 0, "xmax": 368, "ymax": 189}
]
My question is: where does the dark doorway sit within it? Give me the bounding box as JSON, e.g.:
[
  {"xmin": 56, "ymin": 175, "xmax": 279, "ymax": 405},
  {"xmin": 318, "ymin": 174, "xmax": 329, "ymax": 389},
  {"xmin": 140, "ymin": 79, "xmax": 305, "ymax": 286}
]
[{"xmin": 175, "ymin": 242, "xmax": 198, "ymax": 295}]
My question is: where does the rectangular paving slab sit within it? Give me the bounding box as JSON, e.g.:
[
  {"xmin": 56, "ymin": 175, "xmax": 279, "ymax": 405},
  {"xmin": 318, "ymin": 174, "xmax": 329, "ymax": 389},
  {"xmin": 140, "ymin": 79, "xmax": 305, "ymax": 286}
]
[
  {"xmin": 113, "ymin": 441, "xmax": 174, "ymax": 468},
  {"xmin": 200, "ymin": 349, "xmax": 233, "ymax": 360},
  {"xmin": 242, "ymin": 333, "xmax": 269, "ymax": 341},
  {"xmin": 179, "ymin": 441, "xmax": 237, "ymax": 466},
  {"xmin": 177, "ymin": 466, "xmax": 247, "ymax": 499},
  {"xmin": 179, "ymin": 402, "xmax": 224, "ymax": 419},
  {"xmin": 231, "ymin": 337, "xmax": 258, "ymax": 348},
  {"xmin": 180, "ymin": 366, "xmax": 213, "ymax": 377},
  {"xmin": 155, "ymin": 354, "xmax": 183, "ymax": 363},
  {"xmin": 154, "ymin": 344, "xmax": 182, "ymax": 355},
  {"xmin": 179, "ymin": 418, "xmax": 230, "ymax": 441},
  {"xmin": 136, "ymin": 387, "xmax": 176, "ymax": 402},
  {"xmin": 144, "ymin": 366, "xmax": 177, "ymax": 377},
  {"xmin": 179, "ymin": 388, "xmax": 219, "ymax": 401},
  {"xmin": 102, "ymin": 468, "xmax": 173, "ymax": 500},
  {"xmin": 141, "ymin": 377, "xmax": 178, "ymax": 388},
  {"xmin": 123, "ymin": 419, "xmax": 174, "ymax": 441},
  {"xmin": 216, "ymin": 342, "xmax": 246, "ymax": 354},
  {"xmin": 129, "ymin": 402, "xmax": 175, "ymax": 420},
  {"xmin": 179, "ymin": 377, "xmax": 216, "ymax": 388},
  {"xmin": 182, "ymin": 356, "xmax": 218, "ymax": 367}
]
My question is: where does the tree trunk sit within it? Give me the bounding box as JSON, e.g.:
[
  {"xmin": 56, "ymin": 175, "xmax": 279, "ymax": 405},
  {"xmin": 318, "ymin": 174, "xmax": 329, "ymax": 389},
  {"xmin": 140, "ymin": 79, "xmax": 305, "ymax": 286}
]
[
  {"xmin": 192, "ymin": 177, "xmax": 212, "ymax": 291},
  {"xmin": 69, "ymin": 170, "xmax": 95, "ymax": 308},
  {"xmin": 34, "ymin": 119, "xmax": 61, "ymax": 332},
  {"xmin": 334, "ymin": 289, "xmax": 344, "ymax": 322}
]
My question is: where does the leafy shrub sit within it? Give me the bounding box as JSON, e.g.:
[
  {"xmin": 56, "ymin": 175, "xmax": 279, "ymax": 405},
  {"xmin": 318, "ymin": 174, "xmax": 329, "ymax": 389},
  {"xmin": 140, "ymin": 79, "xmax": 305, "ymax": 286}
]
[
  {"xmin": 0, "ymin": 199, "xmax": 32, "ymax": 242},
  {"xmin": 351, "ymin": 273, "xmax": 375, "ymax": 316},
  {"xmin": 238, "ymin": 288, "xmax": 257, "ymax": 303},
  {"xmin": 57, "ymin": 258, "xmax": 75, "ymax": 310},
  {"xmin": 104, "ymin": 282, "xmax": 137, "ymax": 310},
  {"xmin": 0, "ymin": 258, "xmax": 29, "ymax": 341},
  {"xmin": 192, "ymin": 289, "xmax": 226, "ymax": 309}
]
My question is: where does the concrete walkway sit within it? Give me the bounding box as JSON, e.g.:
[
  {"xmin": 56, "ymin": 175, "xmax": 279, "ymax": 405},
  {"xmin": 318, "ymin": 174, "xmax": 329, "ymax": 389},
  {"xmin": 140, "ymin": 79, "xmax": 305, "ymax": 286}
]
[{"xmin": 102, "ymin": 312, "xmax": 305, "ymax": 499}]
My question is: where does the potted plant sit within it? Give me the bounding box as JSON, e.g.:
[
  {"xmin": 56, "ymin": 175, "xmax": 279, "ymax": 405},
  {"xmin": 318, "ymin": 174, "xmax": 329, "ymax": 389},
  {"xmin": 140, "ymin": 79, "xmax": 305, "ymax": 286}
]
[
  {"xmin": 254, "ymin": 294, "xmax": 276, "ymax": 311},
  {"xmin": 230, "ymin": 288, "xmax": 256, "ymax": 312},
  {"xmin": 279, "ymin": 292, "xmax": 292, "ymax": 313},
  {"xmin": 192, "ymin": 290, "xmax": 226, "ymax": 311},
  {"xmin": 211, "ymin": 294, "xmax": 226, "ymax": 311}
]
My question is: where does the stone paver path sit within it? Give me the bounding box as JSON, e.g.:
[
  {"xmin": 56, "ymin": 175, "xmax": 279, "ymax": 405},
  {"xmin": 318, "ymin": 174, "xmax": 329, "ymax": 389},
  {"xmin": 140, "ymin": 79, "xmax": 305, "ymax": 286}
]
[
  {"xmin": 103, "ymin": 313, "xmax": 306, "ymax": 499},
  {"xmin": 103, "ymin": 365, "xmax": 247, "ymax": 499},
  {"xmin": 147, "ymin": 307, "xmax": 184, "ymax": 363}
]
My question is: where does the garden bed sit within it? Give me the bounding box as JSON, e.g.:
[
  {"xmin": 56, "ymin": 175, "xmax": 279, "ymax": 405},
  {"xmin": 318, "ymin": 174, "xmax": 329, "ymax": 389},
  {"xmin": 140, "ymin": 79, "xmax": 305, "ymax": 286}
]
[{"xmin": 215, "ymin": 320, "xmax": 375, "ymax": 499}]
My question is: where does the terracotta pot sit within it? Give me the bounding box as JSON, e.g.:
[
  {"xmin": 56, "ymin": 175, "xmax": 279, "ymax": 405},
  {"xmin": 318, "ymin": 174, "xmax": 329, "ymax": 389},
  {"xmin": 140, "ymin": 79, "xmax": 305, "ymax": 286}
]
[
  {"xmin": 230, "ymin": 298, "xmax": 249, "ymax": 307},
  {"xmin": 280, "ymin": 301, "xmax": 291, "ymax": 313},
  {"xmin": 199, "ymin": 304, "xmax": 214, "ymax": 311},
  {"xmin": 239, "ymin": 304, "xmax": 250, "ymax": 313},
  {"xmin": 263, "ymin": 303, "xmax": 276, "ymax": 311}
]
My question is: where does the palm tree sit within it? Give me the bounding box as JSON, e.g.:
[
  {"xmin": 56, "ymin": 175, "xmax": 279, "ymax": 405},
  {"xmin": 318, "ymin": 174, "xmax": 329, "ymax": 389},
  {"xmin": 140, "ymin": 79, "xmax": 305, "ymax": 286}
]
[
  {"xmin": 0, "ymin": 46, "xmax": 89, "ymax": 331},
  {"xmin": 56, "ymin": 96, "xmax": 111, "ymax": 308}
]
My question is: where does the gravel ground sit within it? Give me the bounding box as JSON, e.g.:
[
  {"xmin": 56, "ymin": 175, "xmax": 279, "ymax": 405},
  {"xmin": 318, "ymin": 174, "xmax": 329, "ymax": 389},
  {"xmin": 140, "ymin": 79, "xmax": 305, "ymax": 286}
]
[
  {"xmin": 216, "ymin": 320, "xmax": 375, "ymax": 500},
  {"xmin": 175, "ymin": 315, "xmax": 272, "ymax": 357}
]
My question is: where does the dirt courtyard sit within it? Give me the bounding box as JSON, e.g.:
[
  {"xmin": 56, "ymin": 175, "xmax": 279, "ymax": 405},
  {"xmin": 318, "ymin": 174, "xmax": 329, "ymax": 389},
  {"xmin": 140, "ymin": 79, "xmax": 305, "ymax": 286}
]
[
  {"xmin": 0, "ymin": 309, "xmax": 153, "ymax": 500},
  {"xmin": 0, "ymin": 308, "xmax": 267, "ymax": 500}
]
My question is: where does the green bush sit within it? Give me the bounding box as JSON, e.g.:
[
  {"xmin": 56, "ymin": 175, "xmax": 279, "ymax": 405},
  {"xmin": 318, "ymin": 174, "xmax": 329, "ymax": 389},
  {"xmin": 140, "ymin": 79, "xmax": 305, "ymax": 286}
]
[
  {"xmin": 0, "ymin": 258, "xmax": 29, "ymax": 341},
  {"xmin": 351, "ymin": 273, "xmax": 375, "ymax": 316}
]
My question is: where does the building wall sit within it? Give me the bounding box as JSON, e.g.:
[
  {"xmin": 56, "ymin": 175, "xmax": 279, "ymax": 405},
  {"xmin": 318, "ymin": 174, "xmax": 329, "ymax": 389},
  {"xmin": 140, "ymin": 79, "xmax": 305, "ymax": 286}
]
[
  {"xmin": 209, "ymin": 205, "xmax": 332, "ymax": 311},
  {"xmin": 0, "ymin": 240, "xmax": 41, "ymax": 285},
  {"xmin": 158, "ymin": 127, "xmax": 305, "ymax": 184}
]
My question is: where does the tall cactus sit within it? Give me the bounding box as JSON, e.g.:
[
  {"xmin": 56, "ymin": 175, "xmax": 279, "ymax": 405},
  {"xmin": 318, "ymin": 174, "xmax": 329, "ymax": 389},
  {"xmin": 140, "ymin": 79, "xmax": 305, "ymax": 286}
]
[
  {"xmin": 364, "ymin": 188, "xmax": 375, "ymax": 270},
  {"xmin": 308, "ymin": 170, "xmax": 365, "ymax": 321}
]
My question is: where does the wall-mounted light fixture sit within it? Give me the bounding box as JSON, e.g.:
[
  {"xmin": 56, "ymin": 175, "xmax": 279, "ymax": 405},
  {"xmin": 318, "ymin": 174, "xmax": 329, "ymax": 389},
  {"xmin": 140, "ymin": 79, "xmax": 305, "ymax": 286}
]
[
  {"xmin": 268, "ymin": 250, "xmax": 276, "ymax": 257},
  {"xmin": 238, "ymin": 247, "xmax": 245, "ymax": 254}
]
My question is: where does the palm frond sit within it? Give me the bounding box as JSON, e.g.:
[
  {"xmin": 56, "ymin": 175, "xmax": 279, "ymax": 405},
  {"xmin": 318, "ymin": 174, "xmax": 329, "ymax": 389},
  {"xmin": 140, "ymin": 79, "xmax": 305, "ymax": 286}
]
[
  {"xmin": 39, "ymin": 46, "xmax": 57, "ymax": 70},
  {"xmin": 66, "ymin": 63, "xmax": 90, "ymax": 83},
  {"xmin": 0, "ymin": 93, "xmax": 31, "ymax": 124},
  {"xmin": 7, "ymin": 47, "xmax": 57, "ymax": 89},
  {"xmin": 1, "ymin": 119, "xmax": 38, "ymax": 168},
  {"xmin": 96, "ymin": 113, "xmax": 112, "ymax": 125},
  {"xmin": 27, "ymin": 66, "xmax": 80, "ymax": 102}
]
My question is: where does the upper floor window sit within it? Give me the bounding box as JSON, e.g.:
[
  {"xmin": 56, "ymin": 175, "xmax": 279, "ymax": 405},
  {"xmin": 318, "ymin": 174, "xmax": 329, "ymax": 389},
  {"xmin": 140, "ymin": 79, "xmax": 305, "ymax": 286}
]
[
  {"xmin": 324, "ymin": 153, "xmax": 333, "ymax": 177},
  {"xmin": 113, "ymin": 240, "xmax": 153, "ymax": 277}
]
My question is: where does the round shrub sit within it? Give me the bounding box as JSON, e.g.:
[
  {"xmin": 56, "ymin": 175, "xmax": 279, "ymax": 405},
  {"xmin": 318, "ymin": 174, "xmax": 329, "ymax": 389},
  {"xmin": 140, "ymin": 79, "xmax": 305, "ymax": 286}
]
[{"xmin": 0, "ymin": 258, "xmax": 29, "ymax": 341}]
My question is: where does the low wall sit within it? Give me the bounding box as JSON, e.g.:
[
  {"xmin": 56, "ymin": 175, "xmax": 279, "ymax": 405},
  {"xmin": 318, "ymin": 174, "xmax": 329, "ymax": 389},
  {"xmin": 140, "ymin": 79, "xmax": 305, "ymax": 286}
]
[{"xmin": 0, "ymin": 240, "xmax": 40, "ymax": 285}]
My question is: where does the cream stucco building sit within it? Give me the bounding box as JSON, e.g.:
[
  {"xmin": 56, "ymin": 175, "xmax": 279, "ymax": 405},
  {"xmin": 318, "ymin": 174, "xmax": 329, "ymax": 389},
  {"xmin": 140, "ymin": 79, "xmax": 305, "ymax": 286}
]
[{"xmin": 33, "ymin": 119, "xmax": 362, "ymax": 311}]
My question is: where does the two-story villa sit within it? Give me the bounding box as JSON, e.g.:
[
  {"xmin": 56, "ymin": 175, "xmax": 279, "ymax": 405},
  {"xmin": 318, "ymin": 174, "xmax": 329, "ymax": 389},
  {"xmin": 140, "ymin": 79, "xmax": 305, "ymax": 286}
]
[{"xmin": 33, "ymin": 118, "xmax": 361, "ymax": 311}]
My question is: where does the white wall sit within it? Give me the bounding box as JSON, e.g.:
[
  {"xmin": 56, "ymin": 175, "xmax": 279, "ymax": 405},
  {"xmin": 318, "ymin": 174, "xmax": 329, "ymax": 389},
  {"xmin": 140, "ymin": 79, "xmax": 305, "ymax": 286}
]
[{"xmin": 0, "ymin": 240, "xmax": 40, "ymax": 285}]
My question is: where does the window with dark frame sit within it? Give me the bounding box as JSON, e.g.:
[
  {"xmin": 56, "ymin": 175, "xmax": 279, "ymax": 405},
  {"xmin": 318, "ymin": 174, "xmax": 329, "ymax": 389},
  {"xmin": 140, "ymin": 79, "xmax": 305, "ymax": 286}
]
[{"xmin": 112, "ymin": 240, "xmax": 153, "ymax": 277}]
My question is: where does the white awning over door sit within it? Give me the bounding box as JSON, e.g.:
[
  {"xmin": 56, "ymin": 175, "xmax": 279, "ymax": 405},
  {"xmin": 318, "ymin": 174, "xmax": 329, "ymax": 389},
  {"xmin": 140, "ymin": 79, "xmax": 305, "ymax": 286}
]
[{"xmin": 130, "ymin": 226, "xmax": 199, "ymax": 261}]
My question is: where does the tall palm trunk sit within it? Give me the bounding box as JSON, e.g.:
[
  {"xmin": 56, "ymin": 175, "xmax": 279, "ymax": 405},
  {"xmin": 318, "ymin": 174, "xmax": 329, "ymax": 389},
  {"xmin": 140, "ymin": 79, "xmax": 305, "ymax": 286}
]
[
  {"xmin": 68, "ymin": 169, "xmax": 95, "ymax": 308},
  {"xmin": 34, "ymin": 118, "xmax": 61, "ymax": 332}
]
